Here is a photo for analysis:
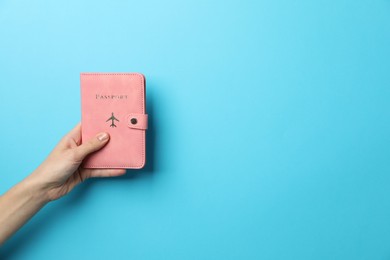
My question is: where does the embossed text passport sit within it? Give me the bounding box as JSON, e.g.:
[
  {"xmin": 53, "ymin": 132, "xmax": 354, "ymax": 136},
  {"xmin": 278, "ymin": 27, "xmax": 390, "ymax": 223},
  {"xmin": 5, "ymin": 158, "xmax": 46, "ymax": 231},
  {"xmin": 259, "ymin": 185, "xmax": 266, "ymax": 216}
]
[{"xmin": 80, "ymin": 73, "xmax": 147, "ymax": 169}]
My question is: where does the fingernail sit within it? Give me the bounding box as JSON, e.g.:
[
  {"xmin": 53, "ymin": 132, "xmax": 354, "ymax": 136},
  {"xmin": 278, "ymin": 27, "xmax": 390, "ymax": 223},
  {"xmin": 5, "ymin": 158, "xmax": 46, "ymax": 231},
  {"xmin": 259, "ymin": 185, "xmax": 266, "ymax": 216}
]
[{"xmin": 97, "ymin": 132, "xmax": 109, "ymax": 141}]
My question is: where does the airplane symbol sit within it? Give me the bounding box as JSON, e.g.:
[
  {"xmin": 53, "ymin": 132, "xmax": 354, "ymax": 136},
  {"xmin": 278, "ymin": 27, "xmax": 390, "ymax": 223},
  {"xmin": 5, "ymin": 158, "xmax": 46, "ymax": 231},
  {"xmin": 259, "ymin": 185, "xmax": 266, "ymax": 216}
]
[{"xmin": 106, "ymin": 112, "xmax": 119, "ymax": 127}]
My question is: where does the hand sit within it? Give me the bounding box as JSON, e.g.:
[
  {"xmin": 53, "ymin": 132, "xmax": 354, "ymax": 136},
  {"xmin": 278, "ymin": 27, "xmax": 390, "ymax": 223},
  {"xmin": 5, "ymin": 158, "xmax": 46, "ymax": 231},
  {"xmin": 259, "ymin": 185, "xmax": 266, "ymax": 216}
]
[
  {"xmin": 0, "ymin": 123, "xmax": 127, "ymax": 245},
  {"xmin": 27, "ymin": 122, "xmax": 126, "ymax": 201}
]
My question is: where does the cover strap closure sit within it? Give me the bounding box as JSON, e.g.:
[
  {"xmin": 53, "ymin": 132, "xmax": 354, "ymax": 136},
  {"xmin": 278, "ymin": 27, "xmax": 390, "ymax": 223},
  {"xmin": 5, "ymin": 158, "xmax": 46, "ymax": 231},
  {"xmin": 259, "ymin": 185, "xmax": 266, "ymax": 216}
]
[{"xmin": 126, "ymin": 113, "xmax": 148, "ymax": 130}]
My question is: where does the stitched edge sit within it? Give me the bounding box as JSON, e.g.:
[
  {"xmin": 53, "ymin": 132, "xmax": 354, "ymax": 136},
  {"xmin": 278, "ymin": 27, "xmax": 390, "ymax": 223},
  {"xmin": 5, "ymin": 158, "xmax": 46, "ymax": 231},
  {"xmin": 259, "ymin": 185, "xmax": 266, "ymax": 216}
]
[{"xmin": 80, "ymin": 73, "xmax": 146, "ymax": 168}]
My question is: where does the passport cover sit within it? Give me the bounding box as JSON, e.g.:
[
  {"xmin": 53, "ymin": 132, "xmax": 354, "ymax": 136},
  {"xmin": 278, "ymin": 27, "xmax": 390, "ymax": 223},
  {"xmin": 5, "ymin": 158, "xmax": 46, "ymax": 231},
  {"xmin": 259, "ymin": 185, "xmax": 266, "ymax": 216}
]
[{"xmin": 80, "ymin": 73, "xmax": 147, "ymax": 169}]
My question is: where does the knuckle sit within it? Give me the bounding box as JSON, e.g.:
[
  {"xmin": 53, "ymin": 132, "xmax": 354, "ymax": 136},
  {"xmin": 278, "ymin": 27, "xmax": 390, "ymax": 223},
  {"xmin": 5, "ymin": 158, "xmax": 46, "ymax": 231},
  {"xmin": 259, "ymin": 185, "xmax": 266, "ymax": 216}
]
[{"xmin": 88, "ymin": 139, "xmax": 97, "ymax": 146}]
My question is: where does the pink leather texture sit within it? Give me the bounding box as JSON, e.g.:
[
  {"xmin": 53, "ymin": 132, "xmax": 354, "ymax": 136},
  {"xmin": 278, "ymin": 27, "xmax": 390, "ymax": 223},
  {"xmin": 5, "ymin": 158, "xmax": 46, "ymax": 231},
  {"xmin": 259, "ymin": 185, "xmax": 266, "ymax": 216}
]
[{"xmin": 80, "ymin": 73, "xmax": 147, "ymax": 169}]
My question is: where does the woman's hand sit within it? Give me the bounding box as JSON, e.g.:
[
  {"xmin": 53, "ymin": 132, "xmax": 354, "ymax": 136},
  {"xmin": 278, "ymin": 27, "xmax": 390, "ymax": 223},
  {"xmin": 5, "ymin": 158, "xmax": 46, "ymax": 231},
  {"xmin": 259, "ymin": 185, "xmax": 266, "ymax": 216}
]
[
  {"xmin": 27, "ymin": 122, "xmax": 126, "ymax": 201},
  {"xmin": 0, "ymin": 123, "xmax": 126, "ymax": 245}
]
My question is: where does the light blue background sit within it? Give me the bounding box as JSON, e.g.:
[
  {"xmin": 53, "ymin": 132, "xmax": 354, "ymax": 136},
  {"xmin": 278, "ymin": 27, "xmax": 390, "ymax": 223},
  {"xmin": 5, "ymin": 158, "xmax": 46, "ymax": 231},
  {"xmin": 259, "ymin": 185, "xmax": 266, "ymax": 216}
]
[{"xmin": 0, "ymin": 0, "xmax": 389, "ymax": 259}]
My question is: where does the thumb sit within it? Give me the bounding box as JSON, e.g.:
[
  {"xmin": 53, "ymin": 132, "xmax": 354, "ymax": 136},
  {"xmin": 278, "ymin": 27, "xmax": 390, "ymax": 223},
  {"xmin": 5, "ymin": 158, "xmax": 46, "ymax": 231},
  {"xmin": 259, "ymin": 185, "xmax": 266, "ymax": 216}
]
[{"xmin": 74, "ymin": 132, "xmax": 110, "ymax": 161}]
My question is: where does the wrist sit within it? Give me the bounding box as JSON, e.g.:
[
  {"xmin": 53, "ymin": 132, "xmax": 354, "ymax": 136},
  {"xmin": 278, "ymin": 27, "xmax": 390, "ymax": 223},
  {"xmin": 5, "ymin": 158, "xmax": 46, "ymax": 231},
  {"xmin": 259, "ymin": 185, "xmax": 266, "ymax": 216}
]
[{"xmin": 21, "ymin": 174, "xmax": 52, "ymax": 205}]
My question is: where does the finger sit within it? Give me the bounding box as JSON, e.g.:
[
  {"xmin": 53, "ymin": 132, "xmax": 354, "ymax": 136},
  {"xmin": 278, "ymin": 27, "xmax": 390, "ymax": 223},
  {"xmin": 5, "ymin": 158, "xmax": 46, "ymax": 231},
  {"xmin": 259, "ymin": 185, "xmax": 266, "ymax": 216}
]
[
  {"xmin": 57, "ymin": 123, "xmax": 82, "ymax": 149},
  {"xmin": 73, "ymin": 132, "xmax": 110, "ymax": 161},
  {"xmin": 81, "ymin": 168, "xmax": 126, "ymax": 179},
  {"xmin": 66, "ymin": 122, "xmax": 82, "ymax": 144}
]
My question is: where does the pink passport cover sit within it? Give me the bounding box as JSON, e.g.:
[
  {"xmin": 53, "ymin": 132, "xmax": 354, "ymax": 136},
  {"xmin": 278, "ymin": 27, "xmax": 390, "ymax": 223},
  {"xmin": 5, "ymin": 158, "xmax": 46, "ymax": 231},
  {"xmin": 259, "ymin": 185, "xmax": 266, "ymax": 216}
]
[{"xmin": 80, "ymin": 73, "xmax": 147, "ymax": 169}]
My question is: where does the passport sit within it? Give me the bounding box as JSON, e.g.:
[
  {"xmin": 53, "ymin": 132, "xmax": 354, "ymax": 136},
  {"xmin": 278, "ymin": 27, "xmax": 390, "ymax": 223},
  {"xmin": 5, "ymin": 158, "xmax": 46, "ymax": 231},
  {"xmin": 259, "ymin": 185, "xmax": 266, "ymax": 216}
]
[{"xmin": 80, "ymin": 73, "xmax": 147, "ymax": 169}]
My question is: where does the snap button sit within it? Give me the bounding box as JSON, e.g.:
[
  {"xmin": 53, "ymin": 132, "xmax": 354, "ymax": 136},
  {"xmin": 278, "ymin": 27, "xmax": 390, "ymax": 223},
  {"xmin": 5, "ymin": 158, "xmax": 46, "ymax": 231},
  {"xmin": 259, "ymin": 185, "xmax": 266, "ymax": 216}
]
[
  {"xmin": 126, "ymin": 113, "xmax": 147, "ymax": 130},
  {"xmin": 130, "ymin": 118, "xmax": 137, "ymax": 125}
]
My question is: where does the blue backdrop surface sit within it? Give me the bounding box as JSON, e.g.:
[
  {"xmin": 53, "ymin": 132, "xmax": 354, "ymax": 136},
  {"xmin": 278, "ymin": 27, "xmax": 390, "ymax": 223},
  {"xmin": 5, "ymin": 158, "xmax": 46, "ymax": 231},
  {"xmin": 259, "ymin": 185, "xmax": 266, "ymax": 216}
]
[{"xmin": 0, "ymin": 0, "xmax": 390, "ymax": 259}]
